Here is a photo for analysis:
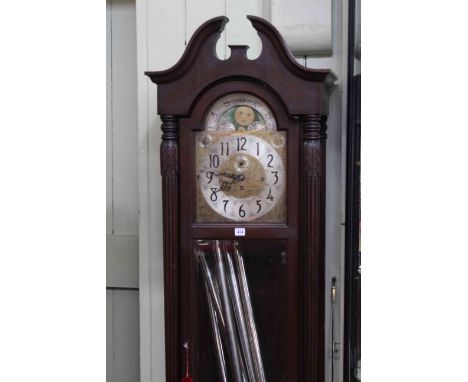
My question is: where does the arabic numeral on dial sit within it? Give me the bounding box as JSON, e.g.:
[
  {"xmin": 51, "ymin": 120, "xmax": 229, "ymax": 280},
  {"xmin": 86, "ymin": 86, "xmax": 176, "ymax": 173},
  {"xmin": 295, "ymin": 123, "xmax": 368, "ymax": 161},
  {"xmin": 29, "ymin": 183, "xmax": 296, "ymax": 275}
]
[
  {"xmin": 266, "ymin": 188, "xmax": 274, "ymax": 201},
  {"xmin": 239, "ymin": 204, "xmax": 246, "ymax": 218},
  {"xmin": 237, "ymin": 137, "xmax": 247, "ymax": 151},
  {"xmin": 223, "ymin": 200, "xmax": 229, "ymax": 213},
  {"xmin": 209, "ymin": 154, "xmax": 220, "ymax": 168},
  {"xmin": 267, "ymin": 154, "xmax": 274, "ymax": 168},
  {"xmin": 221, "ymin": 142, "xmax": 229, "ymax": 156},
  {"xmin": 271, "ymin": 171, "xmax": 279, "ymax": 185},
  {"xmin": 206, "ymin": 171, "xmax": 214, "ymax": 184},
  {"xmin": 256, "ymin": 142, "xmax": 259, "ymax": 156},
  {"xmin": 256, "ymin": 200, "xmax": 262, "ymax": 213},
  {"xmin": 210, "ymin": 187, "xmax": 219, "ymax": 202}
]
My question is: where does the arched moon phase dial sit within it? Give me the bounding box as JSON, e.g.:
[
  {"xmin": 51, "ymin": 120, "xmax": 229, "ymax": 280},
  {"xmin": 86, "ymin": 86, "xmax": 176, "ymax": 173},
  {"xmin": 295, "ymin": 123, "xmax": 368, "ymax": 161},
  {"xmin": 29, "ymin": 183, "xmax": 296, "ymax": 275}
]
[{"xmin": 205, "ymin": 93, "xmax": 277, "ymax": 132}]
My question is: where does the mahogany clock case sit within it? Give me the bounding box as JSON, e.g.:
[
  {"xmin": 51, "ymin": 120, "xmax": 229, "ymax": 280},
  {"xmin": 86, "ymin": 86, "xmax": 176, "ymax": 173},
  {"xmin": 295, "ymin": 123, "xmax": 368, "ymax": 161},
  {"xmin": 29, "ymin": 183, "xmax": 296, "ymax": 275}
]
[{"xmin": 145, "ymin": 15, "xmax": 336, "ymax": 382}]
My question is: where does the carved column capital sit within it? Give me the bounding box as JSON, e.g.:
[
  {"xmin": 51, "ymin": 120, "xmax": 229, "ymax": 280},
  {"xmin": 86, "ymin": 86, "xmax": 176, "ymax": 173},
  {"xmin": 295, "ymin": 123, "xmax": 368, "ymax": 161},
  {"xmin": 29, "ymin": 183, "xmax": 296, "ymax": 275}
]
[
  {"xmin": 301, "ymin": 114, "xmax": 327, "ymax": 177},
  {"xmin": 160, "ymin": 115, "xmax": 179, "ymax": 176},
  {"xmin": 302, "ymin": 114, "xmax": 328, "ymax": 140},
  {"xmin": 161, "ymin": 115, "xmax": 178, "ymax": 140}
]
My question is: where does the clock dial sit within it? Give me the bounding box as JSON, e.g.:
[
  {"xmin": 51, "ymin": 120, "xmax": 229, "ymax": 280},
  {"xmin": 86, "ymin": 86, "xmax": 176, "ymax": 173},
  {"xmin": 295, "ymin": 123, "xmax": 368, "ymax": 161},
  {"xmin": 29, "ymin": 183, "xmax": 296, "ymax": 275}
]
[
  {"xmin": 197, "ymin": 132, "xmax": 285, "ymax": 221},
  {"xmin": 196, "ymin": 93, "xmax": 286, "ymax": 223}
]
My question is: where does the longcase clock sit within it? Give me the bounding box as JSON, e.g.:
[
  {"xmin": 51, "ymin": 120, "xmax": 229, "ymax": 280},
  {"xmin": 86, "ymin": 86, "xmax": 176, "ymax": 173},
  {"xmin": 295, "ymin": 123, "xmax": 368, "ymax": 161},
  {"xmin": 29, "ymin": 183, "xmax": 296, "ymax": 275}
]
[{"xmin": 146, "ymin": 16, "xmax": 336, "ymax": 382}]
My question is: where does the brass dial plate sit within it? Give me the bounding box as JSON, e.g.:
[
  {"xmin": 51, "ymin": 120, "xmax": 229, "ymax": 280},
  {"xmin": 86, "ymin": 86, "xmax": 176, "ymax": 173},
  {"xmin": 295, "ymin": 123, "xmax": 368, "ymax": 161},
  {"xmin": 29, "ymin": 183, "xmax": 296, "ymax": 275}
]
[{"xmin": 196, "ymin": 130, "xmax": 287, "ymax": 223}]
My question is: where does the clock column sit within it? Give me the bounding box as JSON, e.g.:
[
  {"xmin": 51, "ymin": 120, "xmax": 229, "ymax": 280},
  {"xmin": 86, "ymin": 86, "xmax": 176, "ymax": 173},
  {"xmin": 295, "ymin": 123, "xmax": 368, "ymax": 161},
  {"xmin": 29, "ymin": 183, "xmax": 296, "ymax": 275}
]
[
  {"xmin": 300, "ymin": 114, "xmax": 328, "ymax": 381},
  {"xmin": 160, "ymin": 115, "xmax": 180, "ymax": 382}
]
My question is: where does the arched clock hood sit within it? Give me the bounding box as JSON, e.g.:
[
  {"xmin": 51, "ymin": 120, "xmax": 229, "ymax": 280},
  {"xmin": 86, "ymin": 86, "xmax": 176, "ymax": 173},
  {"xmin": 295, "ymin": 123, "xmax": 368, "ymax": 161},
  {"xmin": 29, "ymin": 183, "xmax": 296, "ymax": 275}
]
[{"xmin": 145, "ymin": 16, "xmax": 336, "ymax": 117}]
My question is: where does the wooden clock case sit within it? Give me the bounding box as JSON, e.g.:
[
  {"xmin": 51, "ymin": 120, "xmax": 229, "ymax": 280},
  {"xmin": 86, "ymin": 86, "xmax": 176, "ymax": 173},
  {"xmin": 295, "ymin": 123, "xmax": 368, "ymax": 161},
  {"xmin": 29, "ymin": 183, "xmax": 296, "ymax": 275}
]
[{"xmin": 146, "ymin": 15, "xmax": 336, "ymax": 382}]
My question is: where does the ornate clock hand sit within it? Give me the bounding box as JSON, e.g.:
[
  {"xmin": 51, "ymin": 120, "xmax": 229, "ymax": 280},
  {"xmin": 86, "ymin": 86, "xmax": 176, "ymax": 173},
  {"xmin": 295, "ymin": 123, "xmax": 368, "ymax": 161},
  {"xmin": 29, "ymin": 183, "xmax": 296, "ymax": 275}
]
[
  {"xmin": 214, "ymin": 172, "xmax": 242, "ymax": 180},
  {"xmin": 216, "ymin": 172, "xmax": 246, "ymax": 192},
  {"xmin": 233, "ymin": 174, "xmax": 245, "ymax": 183},
  {"xmin": 215, "ymin": 172, "xmax": 234, "ymax": 179}
]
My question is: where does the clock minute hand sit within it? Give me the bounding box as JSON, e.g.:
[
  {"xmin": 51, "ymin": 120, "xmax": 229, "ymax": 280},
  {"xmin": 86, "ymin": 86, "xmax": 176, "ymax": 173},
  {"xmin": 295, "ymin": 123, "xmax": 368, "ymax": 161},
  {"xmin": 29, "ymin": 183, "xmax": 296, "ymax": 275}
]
[
  {"xmin": 215, "ymin": 172, "xmax": 235, "ymax": 179},
  {"xmin": 233, "ymin": 174, "xmax": 245, "ymax": 183},
  {"xmin": 215, "ymin": 172, "xmax": 245, "ymax": 183}
]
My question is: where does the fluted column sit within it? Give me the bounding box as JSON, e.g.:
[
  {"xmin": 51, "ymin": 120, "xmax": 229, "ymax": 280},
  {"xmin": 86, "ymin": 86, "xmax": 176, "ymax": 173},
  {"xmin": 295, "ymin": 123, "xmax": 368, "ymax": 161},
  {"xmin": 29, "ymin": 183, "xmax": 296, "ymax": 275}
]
[
  {"xmin": 160, "ymin": 115, "xmax": 179, "ymax": 382},
  {"xmin": 300, "ymin": 114, "xmax": 327, "ymax": 382}
]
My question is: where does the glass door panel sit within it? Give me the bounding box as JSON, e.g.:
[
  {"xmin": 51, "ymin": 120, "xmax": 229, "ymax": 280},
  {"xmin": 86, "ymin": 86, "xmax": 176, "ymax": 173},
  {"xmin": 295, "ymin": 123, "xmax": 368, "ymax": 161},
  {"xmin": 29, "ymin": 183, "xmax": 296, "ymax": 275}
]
[{"xmin": 194, "ymin": 239, "xmax": 288, "ymax": 382}]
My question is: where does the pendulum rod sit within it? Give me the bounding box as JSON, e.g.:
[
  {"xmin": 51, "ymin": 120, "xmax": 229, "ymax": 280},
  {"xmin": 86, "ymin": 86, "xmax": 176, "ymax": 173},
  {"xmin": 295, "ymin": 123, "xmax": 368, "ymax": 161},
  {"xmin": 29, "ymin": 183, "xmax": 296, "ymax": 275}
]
[
  {"xmin": 214, "ymin": 240, "xmax": 244, "ymax": 382},
  {"xmin": 224, "ymin": 242, "xmax": 256, "ymax": 381},
  {"xmin": 233, "ymin": 241, "xmax": 266, "ymax": 382}
]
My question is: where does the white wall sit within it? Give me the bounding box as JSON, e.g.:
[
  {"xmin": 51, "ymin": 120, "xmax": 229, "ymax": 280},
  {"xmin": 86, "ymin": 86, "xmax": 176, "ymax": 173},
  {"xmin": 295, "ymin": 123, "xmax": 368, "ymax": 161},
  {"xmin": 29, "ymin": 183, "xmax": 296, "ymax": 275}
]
[
  {"xmin": 107, "ymin": 289, "xmax": 140, "ymax": 382},
  {"xmin": 135, "ymin": 1, "xmax": 348, "ymax": 381},
  {"xmin": 107, "ymin": 0, "xmax": 140, "ymax": 381},
  {"xmin": 107, "ymin": 0, "xmax": 139, "ymax": 288}
]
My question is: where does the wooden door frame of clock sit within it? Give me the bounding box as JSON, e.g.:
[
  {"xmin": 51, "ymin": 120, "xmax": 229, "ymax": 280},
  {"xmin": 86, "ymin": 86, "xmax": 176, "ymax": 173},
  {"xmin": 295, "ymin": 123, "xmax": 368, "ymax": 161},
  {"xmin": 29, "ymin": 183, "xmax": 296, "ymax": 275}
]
[
  {"xmin": 145, "ymin": 15, "xmax": 336, "ymax": 382},
  {"xmin": 179, "ymin": 81, "xmax": 300, "ymax": 381}
]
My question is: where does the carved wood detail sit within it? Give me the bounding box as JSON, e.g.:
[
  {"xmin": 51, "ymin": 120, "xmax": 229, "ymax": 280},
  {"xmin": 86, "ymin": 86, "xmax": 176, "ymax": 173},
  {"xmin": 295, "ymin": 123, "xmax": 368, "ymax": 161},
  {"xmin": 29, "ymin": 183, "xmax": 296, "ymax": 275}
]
[
  {"xmin": 301, "ymin": 114, "xmax": 328, "ymax": 382},
  {"xmin": 160, "ymin": 115, "xmax": 179, "ymax": 382},
  {"xmin": 302, "ymin": 114, "xmax": 327, "ymax": 177},
  {"xmin": 161, "ymin": 115, "xmax": 179, "ymax": 176}
]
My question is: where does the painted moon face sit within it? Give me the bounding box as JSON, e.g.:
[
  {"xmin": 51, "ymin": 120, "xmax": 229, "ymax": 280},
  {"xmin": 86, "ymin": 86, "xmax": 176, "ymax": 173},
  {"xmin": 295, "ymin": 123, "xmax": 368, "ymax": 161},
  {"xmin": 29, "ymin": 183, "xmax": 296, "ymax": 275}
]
[{"xmin": 234, "ymin": 106, "xmax": 255, "ymax": 127}]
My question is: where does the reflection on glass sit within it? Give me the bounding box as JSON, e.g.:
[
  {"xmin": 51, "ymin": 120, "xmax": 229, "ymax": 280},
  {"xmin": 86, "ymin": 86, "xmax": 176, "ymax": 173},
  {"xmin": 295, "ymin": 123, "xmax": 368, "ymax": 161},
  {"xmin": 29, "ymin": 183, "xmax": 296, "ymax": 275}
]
[{"xmin": 194, "ymin": 240, "xmax": 266, "ymax": 382}]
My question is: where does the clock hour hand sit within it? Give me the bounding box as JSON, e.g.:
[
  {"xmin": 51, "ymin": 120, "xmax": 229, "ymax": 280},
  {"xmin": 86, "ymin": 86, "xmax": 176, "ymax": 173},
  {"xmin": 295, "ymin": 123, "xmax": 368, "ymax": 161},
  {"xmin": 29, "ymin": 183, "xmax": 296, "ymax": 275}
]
[
  {"xmin": 214, "ymin": 172, "xmax": 245, "ymax": 192},
  {"xmin": 215, "ymin": 172, "xmax": 245, "ymax": 183}
]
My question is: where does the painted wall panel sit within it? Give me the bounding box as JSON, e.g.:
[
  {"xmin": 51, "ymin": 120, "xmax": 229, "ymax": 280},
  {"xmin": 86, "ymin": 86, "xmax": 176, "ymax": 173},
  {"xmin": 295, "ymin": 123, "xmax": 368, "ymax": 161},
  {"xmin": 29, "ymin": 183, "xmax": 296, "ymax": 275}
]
[
  {"xmin": 106, "ymin": 290, "xmax": 114, "ymax": 382},
  {"xmin": 225, "ymin": 0, "xmax": 264, "ymax": 59},
  {"xmin": 107, "ymin": 234, "xmax": 139, "ymax": 288},
  {"xmin": 113, "ymin": 290, "xmax": 140, "ymax": 382},
  {"xmin": 107, "ymin": 1, "xmax": 113, "ymax": 235},
  {"xmin": 107, "ymin": 0, "xmax": 139, "ymax": 288},
  {"xmin": 107, "ymin": 289, "xmax": 140, "ymax": 382},
  {"xmin": 106, "ymin": 1, "xmax": 140, "ymax": 380},
  {"xmin": 186, "ymin": 0, "xmax": 227, "ymax": 59},
  {"xmin": 110, "ymin": 0, "xmax": 139, "ymax": 236},
  {"xmin": 272, "ymin": 0, "xmax": 332, "ymax": 55}
]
